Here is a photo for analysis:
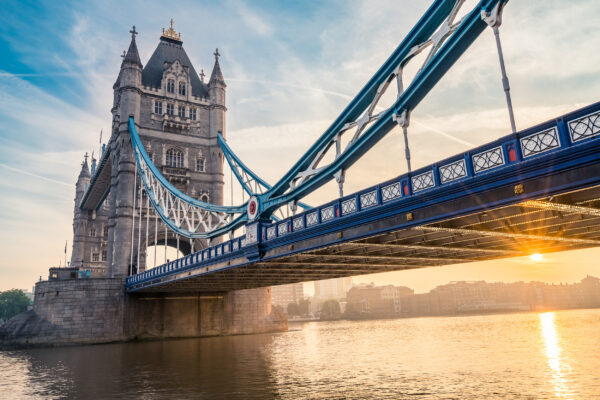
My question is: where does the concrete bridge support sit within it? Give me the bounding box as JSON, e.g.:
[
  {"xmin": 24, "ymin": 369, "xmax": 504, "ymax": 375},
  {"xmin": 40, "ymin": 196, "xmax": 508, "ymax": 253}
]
[{"xmin": 0, "ymin": 279, "xmax": 286, "ymax": 348}]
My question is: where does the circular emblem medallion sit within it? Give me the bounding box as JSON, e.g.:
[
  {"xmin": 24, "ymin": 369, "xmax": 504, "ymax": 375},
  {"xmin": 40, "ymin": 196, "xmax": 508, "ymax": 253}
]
[{"xmin": 247, "ymin": 196, "xmax": 259, "ymax": 221}]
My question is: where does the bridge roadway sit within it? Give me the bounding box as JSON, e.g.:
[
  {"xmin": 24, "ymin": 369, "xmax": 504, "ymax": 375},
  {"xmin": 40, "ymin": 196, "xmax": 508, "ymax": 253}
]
[{"xmin": 126, "ymin": 102, "xmax": 600, "ymax": 293}]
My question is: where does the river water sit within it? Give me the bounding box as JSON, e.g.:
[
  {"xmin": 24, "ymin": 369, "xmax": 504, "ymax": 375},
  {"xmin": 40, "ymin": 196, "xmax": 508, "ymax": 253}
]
[{"xmin": 1, "ymin": 309, "xmax": 599, "ymax": 399}]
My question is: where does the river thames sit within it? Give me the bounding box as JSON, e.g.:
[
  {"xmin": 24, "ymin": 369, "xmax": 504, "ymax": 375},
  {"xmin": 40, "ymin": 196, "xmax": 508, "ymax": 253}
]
[{"xmin": 1, "ymin": 309, "xmax": 598, "ymax": 399}]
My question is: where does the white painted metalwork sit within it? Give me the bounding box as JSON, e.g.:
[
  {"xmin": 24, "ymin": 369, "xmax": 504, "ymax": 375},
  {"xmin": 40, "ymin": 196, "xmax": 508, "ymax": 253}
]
[
  {"xmin": 278, "ymin": 223, "xmax": 288, "ymax": 236},
  {"xmin": 244, "ymin": 224, "xmax": 258, "ymax": 245},
  {"xmin": 520, "ymin": 128, "xmax": 560, "ymax": 158},
  {"xmin": 439, "ymin": 159, "xmax": 467, "ymax": 184},
  {"xmin": 568, "ymin": 110, "xmax": 600, "ymax": 142},
  {"xmin": 341, "ymin": 198, "xmax": 357, "ymax": 215},
  {"xmin": 321, "ymin": 206, "xmax": 335, "ymax": 222},
  {"xmin": 267, "ymin": 225, "xmax": 276, "ymax": 240},
  {"xmin": 133, "ymin": 144, "xmax": 242, "ymax": 238},
  {"xmin": 306, "ymin": 211, "xmax": 319, "ymax": 227},
  {"xmin": 360, "ymin": 190, "xmax": 378, "ymax": 209},
  {"xmin": 381, "ymin": 182, "xmax": 402, "ymax": 202},
  {"xmin": 293, "ymin": 217, "xmax": 304, "ymax": 231},
  {"xmin": 130, "ymin": 166, "xmax": 137, "ymax": 275},
  {"xmin": 472, "ymin": 146, "xmax": 505, "ymax": 173},
  {"xmin": 411, "ymin": 170, "xmax": 435, "ymax": 192}
]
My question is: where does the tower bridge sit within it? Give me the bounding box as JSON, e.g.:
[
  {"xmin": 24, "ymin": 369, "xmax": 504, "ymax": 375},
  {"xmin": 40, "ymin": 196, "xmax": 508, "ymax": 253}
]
[{"xmin": 3, "ymin": 0, "xmax": 600, "ymax": 348}]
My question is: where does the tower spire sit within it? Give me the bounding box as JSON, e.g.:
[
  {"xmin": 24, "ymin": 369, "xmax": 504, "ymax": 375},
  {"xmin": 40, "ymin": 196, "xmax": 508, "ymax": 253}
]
[
  {"xmin": 122, "ymin": 25, "xmax": 142, "ymax": 67},
  {"xmin": 209, "ymin": 48, "xmax": 225, "ymax": 85}
]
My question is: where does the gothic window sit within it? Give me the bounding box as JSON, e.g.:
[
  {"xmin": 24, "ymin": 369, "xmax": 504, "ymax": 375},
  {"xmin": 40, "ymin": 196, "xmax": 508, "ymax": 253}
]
[
  {"xmin": 196, "ymin": 157, "xmax": 205, "ymax": 172},
  {"xmin": 178, "ymin": 105, "xmax": 185, "ymax": 118},
  {"xmin": 154, "ymin": 101, "xmax": 163, "ymax": 114},
  {"xmin": 90, "ymin": 228, "xmax": 96, "ymax": 237},
  {"xmin": 102, "ymin": 250, "xmax": 107, "ymax": 261},
  {"xmin": 167, "ymin": 79, "xmax": 175, "ymax": 94},
  {"xmin": 178, "ymin": 82, "xmax": 186, "ymax": 96},
  {"xmin": 166, "ymin": 103, "xmax": 174, "ymax": 115},
  {"xmin": 92, "ymin": 253, "xmax": 99, "ymax": 262},
  {"xmin": 166, "ymin": 148, "xmax": 184, "ymax": 168},
  {"xmin": 200, "ymin": 194, "xmax": 209, "ymax": 202},
  {"xmin": 190, "ymin": 108, "xmax": 197, "ymax": 121},
  {"xmin": 147, "ymin": 152, "xmax": 153, "ymax": 163},
  {"xmin": 103, "ymin": 225, "xmax": 108, "ymax": 238}
]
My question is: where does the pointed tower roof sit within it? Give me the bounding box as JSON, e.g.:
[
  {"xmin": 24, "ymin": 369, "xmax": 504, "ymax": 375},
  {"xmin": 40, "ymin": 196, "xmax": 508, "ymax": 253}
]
[
  {"xmin": 123, "ymin": 26, "xmax": 142, "ymax": 67},
  {"xmin": 142, "ymin": 20, "xmax": 209, "ymax": 98},
  {"xmin": 209, "ymin": 48, "xmax": 226, "ymax": 85},
  {"xmin": 78, "ymin": 153, "xmax": 90, "ymax": 180}
]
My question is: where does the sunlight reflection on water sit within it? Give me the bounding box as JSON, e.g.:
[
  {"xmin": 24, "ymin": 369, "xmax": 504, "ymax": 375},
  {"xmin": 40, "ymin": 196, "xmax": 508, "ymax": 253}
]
[
  {"xmin": 539, "ymin": 312, "xmax": 573, "ymax": 399},
  {"xmin": 1, "ymin": 309, "xmax": 599, "ymax": 399}
]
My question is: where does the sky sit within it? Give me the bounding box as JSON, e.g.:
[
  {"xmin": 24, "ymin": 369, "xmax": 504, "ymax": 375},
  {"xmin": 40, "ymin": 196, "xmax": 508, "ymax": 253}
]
[{"xmin": 0, "ymin": 0, "xmax": 599, "ymax": 293}]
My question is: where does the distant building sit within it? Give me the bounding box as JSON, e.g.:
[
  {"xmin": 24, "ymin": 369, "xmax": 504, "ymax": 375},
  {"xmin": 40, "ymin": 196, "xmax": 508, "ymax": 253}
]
[
  {"xmin": 314, "ymin": 277, "xmax": 352, "ymax": 300},
  {"xmin": 271, "ymin": 283, "xmax": 304, "ymax": 308},
  {"xmin": 398, "ymin": 276, "xmax": 600, "ymax": 317},
  {"xmin": 346, "ymin": 284, "xmax": 413, "ymax": 317}
]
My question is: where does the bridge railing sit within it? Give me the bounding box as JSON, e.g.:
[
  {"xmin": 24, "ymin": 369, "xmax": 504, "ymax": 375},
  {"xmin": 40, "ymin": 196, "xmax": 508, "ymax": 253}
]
[
  {"xmin": 260, "ymin": 101, "xmax": 600, "ymax": 242},
  {"xmin": 125, "ymin": 101, "xmax": 600, "ymax": 289}
]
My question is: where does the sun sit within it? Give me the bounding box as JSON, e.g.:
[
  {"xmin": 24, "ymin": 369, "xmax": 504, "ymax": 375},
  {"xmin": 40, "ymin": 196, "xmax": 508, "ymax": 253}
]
[{"xmin": 530, "ymin": 253, "xmax": 543, "ymax": 262}]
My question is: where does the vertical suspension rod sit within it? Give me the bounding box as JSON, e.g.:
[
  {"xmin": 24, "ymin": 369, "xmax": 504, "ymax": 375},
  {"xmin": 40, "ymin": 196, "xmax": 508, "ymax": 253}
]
[
  {"xmin": 493, "ymin": 25, "xmax": 516, "ymax": 133},
  {"xmin": 144, "ymin": 192, "xmax": 149, "ymax": 273},
  {"xmin": 137, "ymin": 181, "xmax": 142, "ymax": 274},
  {"xmin": 129, "ymin": 166, "xmax": 137, "ymax": 276},
  {"xmin": 154, "ymin": 212, "xmax": 157, "ymax": 268}
]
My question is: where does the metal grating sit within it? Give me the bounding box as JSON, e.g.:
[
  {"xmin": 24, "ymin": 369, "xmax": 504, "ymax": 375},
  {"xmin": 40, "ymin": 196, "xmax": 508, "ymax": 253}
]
[
  {"xmin": 472, "ymin": 146, "xmax": 505, "ymax": 173},
  {"xmin": 341, "ymin": 198, "xmax": 357, "ymax": 215},
  {"xmin": 306, "ymin": 212, "xmax": 319, "ymax": 227},
  {"xmin": 411, "ymin": 170, "xmax": 435, "ymax": 192},
  {"xmin": 321, "ymin": 206, "xmax": 335, "ymax": 222},
  {"xmin": 278, "ymin": 223, "xmax": 288, "ymax": 236},
  {"xmin": 360, "ymin": 190, "xmax": 378, "ymax": 209},
  {"xmin": 267, "ymin": 225, "xmax": 276, "ymax": 240},
  {"xmin": 293, "ymin": 217, "xmax": 304, "ymax": 231},
  {"xmin": 439, "ymin": 159, "xmax": 467, "ymax": 183},
  {"xmin": 381, "ymin": 182, "xmax": 401, "ymax": 202},
  {"xmin": 569, "ymin": 110, "xmax": 600, "ymax": 142},
  {"xmin": 520, "ymin": 128, "xmax": 560, "ymax": 158}
]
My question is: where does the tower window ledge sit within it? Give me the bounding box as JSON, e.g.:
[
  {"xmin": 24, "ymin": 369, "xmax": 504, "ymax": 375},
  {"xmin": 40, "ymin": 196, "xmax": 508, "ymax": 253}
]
[{"xmin": 162, "ymin": 166, "xmax": 189, "ymax": 177}]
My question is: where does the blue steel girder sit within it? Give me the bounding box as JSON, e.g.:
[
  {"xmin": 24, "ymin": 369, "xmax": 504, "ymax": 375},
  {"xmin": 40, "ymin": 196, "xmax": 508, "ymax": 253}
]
[
  {"xmin": 129, "ymin": 118, "xmax": 248, "ymax": 239},
  {"xmin": 258, "ymin": 0, "xmax": 508, "ymax": 217},
  {"xmin": 218, "ymin": 133, "xmax": 311, "ymax": 214},
  {"xmin": 129, "ymin": 0, "xmax": 509, "ymax": 239}
]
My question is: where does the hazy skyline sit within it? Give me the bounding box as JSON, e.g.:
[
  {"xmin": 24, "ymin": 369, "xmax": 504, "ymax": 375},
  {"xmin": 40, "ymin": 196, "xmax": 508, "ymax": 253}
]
[{"xmin": 1, "ymin": 0, "xmax": 599, "ymax": 292}]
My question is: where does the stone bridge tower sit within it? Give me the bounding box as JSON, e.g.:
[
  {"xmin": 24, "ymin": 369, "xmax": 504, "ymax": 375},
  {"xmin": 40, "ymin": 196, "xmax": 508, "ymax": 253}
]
[{"xmin": 72, "ymin": 22, "xmax": 226, "ymax": 278}]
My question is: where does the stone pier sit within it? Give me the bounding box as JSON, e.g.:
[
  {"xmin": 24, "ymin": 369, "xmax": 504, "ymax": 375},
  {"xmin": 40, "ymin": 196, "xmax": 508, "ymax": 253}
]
[{"xmin": 0, "ymin": 279, "xmax": 287, "ymax": 348}]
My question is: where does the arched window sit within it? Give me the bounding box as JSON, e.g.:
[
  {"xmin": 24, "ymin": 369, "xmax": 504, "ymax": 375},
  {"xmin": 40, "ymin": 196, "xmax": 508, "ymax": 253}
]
[
  {"xmin": 178, "ymin": 82, "xmax": 186, "ymax": 96},
  {"xmin": 167, "ymin": 79, "xmax": 175, "ymax": 94},
  {"xmin": 166, "ymin": 149, "xmax": 184, "ymax": 168},
  {"xmin": 195, "ymin": 157, "xmax": 205, "ymax": 172}
]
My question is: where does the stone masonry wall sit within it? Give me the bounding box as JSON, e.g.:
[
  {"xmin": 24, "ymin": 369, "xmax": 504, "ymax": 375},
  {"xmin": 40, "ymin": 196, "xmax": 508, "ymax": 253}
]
[
  {"xmin": 1, "ymin": 279, "xmax": 286, "ymax": 348},
  {"xmin": 126, "ymin": 287, "xmax": 287, "ymax": 340}
]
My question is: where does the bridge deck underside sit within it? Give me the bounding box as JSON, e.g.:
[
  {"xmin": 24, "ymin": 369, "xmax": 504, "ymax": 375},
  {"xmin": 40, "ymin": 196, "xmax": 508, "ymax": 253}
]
[{"xmin": 136, "ymin": 185, "xmax": 600, "ymax": 293}]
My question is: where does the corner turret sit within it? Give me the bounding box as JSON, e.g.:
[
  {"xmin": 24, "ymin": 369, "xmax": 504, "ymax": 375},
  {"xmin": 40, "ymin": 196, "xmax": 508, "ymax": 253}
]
[
  {"xmin": 71, "ymin": 153, "xmax": 91, "ymax": 268},
  {"xmin": 209, "ymin": 48, "xmax": 226, "ymax": 107}
]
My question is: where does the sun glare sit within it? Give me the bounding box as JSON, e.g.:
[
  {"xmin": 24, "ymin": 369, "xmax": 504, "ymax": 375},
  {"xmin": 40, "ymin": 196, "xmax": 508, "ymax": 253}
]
[{"xmin": 530, "ymin": 253, "xmax": 543, "ymax": 262}]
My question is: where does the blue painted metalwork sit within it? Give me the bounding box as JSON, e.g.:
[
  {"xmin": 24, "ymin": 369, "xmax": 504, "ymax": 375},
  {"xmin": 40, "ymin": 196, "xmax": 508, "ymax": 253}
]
[
  {"xmin": 87, "ymin": 0, "xmax": 513, "ymax": 239},
  {"xmin": 218, "ymin": 132, "xmax": 311, "ymax": 211},
  {"xmin": 125, "ymin": 101, "xmax": 600, "ymax": 291},
  {"xmin": 256, "ymin": 0, "xmax": 510, "ymax": 217},
  {"xmin": 129, "ymin": 118, "xmax": 248, "ymax": 238}
]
